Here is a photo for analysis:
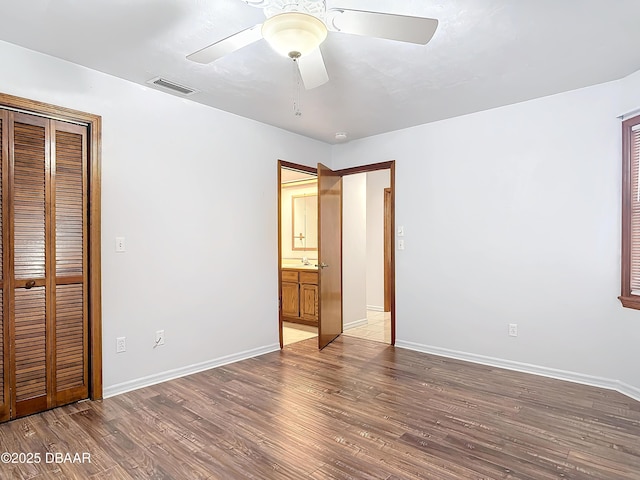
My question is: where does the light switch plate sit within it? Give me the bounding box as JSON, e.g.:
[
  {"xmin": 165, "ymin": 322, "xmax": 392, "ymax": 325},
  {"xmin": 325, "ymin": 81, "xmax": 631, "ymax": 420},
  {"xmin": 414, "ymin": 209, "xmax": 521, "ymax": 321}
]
[
  {"xmin": 115, "ymin": 236, "xmax": 125, "ymax": 252},
  {"xmin": 155, "ymin": 330, "xmax": 165, "ymax": 346},
  {"xmin": 398, "ymin": 239, "xmax": 405, "ymax": 250},
  {"xmin": 397, "ymin": 225, "xmax": 404, "ymax": 236}
]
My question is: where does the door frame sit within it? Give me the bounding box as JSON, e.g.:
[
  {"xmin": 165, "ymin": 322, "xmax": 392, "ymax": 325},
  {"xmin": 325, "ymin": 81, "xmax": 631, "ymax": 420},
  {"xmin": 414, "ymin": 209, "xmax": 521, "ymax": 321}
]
[
  {"xmin": 0, "ymin": 92, "xmax": 103, "ymax": 401},
  {"xmin": 278, "ymin": 159, "xmax": 396, "ymax": 347}
]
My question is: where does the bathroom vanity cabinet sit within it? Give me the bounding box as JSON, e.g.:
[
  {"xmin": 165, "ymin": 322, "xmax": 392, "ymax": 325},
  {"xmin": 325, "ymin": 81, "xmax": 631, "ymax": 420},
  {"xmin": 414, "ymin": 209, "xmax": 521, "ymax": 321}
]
[{"xmin": 281, "ymin": 268, "xmax": 318, "ymax": 326}]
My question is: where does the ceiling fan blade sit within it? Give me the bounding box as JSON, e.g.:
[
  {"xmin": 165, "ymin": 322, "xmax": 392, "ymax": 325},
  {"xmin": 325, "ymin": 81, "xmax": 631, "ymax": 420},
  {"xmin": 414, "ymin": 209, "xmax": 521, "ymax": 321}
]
[
  {"xmin": 187, "ymin": 24, "xmax": 263, "ymax": 64},
  {"xmin": 326, "ymin": 9, "xmax": 438, "ymax": 45},
  {"xmin": 297, "ymin": 48, "xmax": 329, "ymax": 90}
]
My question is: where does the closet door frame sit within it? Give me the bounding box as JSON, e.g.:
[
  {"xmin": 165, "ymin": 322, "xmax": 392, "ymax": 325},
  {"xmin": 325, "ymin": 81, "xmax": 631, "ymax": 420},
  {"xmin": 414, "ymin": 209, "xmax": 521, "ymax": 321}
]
[{"xmin": 0, "ymin": 92, "xmax": 102, "ymax": 401}]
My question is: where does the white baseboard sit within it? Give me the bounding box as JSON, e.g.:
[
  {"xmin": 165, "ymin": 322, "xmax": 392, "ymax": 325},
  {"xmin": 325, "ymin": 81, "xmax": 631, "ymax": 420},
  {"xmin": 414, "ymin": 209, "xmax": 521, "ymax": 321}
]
[
  {"xmin": 395, "ymin": 340, "xmax": 640, "ymax": 403},
  {"xmin": 104, "ymin": 339, "xmax": 640, "ymax": 405},
  {"xmin": 103, "ymin": 343, "xmax": 280, "ymax": 398},
  {"xmin": 366, "ymin": 305, "xmax": 384, "ymax": 312},
  {"xmin": 344, "ymin": 318, "xmax": 368, "ymax": 330},
  {"xmin": 618, "ymin": 382, "xmax": 640, "ymax": 402}
]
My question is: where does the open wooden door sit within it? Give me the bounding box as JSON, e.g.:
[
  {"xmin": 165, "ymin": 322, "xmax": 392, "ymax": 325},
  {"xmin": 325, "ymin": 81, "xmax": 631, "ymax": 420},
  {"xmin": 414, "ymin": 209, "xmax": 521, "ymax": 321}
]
[{"xmin": 317, "ymin": 163, "xmax": 342, "ymax": 349}]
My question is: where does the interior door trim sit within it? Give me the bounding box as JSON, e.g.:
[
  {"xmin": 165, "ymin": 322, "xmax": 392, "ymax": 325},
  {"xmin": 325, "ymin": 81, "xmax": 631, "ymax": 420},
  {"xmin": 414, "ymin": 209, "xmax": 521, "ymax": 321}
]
[{"xmin": 0, "ymin": 92, "xmax": 103, "ymax": 400}]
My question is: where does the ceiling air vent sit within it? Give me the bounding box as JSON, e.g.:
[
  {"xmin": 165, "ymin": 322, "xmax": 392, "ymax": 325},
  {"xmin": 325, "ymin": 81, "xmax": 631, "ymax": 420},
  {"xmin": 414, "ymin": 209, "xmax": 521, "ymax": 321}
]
[{"xmin": 147, "ymin": 77, "xmax": 198, "ymax": 96}]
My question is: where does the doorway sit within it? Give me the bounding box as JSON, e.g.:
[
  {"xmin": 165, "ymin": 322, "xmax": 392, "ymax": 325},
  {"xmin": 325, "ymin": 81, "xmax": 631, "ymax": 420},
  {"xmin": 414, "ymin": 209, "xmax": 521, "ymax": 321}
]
[
  {"xmin": 341, "ymin": 169, "xmax": 392, "ymax": 344},
  {"xmin": 278, "ymin": 162, "xmax": 319, "ymax": 346},
  {"xmin": 278, "ymin": 160, "xmax": 395, "ymax": 348}
]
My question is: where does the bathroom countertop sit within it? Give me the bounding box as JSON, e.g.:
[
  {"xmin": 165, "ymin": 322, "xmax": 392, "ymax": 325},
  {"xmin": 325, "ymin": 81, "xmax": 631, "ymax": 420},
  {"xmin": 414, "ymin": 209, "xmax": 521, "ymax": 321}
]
[{"xmin": 281, "ymin": 264, "xmax": 318, "ymax": 271}]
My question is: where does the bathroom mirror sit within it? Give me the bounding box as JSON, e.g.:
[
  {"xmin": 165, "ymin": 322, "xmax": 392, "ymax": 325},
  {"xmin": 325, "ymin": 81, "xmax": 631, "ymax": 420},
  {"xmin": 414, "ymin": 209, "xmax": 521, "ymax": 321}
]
[{"xmin": 292, "ymin": 194, "xmax": 318, "ymax": 251}]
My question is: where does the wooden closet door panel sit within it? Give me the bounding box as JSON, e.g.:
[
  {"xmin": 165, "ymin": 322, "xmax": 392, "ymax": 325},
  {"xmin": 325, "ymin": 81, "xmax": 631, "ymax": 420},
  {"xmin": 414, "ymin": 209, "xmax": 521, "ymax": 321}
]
[
  {"xmin": 55, "ymin": 284, "xmax": 85, "ymax": 397},
  {"xmin": 12, "ymin": 113, "xmax": 50, "ymax": 417},
  {"xmin": 13, "ymin": 118, "xmax": 47, "ymax": 282},
  {"xmin": 0, "ymin": 112, "xmax": 8, "ymax": 423},
  {"xmin": 55, "ymin": 127, "xmax": 85, "ymax": 278},
  {"xmin": 14, "ymin": 287, "xmax": 47, "ymax": 416},
  {"xmin": 53, "ymin": 122, "xmax": 88, "ymax": 405},
  {"xmin": 0, "ymin": 290, "xmax": 6, "ymax": 423}
]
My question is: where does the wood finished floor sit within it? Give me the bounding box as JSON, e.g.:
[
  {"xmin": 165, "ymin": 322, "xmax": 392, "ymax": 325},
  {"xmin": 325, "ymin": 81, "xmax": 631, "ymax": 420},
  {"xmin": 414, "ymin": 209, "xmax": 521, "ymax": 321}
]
[{"xmin": 1, "ymin": 336, "xmax": 639, "ymax": 479}]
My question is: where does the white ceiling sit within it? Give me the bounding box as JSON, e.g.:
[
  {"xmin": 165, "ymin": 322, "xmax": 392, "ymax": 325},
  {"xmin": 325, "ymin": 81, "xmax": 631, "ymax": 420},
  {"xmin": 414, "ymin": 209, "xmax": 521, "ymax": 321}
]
[{"xmin": 1, "ymin": 0, "xmax": 640, "ymax": 144}]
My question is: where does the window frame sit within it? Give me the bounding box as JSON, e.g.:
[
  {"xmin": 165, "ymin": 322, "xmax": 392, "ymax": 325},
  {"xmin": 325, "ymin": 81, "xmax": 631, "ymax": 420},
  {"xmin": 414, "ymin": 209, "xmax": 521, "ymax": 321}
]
[{"xmin": 619, "ymin": 114, "xmax": 640, "ymax": 309}]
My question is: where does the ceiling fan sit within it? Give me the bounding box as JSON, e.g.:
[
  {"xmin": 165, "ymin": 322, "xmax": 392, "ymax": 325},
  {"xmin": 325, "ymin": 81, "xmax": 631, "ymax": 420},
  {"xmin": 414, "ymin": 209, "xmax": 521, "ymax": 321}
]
[{"xmin": 187, "ymin": 0, "xmax": 438, "ymax": 90}]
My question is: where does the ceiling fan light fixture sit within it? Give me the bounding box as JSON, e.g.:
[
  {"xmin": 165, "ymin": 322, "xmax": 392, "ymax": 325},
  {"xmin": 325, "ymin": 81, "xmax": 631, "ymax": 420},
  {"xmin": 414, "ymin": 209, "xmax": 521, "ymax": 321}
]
[{"xmin": 262, "ymin": 12, "xmax": 327, "ymax": 58}]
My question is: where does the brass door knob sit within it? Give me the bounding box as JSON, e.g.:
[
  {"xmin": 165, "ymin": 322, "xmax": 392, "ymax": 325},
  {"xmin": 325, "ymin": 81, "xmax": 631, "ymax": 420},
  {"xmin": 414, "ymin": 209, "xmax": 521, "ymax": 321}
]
[{"xmin": 25, "ymin": 280, "xmax": 36, "ymax": 289}]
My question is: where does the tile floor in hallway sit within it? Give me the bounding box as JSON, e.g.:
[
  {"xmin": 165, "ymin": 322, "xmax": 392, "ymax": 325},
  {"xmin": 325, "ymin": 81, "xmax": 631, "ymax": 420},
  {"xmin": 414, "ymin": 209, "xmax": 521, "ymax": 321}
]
[
  {"xmin": 282, "ymin": 310, "xmax": 391, "ymax": 346},
  {"xmin": 343, "ymin": 310, "xmax": 391, "ymax": 343}
]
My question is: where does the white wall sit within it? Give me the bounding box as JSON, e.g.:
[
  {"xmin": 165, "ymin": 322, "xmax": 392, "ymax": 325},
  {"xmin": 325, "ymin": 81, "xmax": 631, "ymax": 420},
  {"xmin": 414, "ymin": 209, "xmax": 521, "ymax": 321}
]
[
  {"xmin": 332, "ymin": 77, "xmax": 640, "ymax": 399},
  {"xmin": 366, "ymin": 170, "xmax": 390, "ymax": 311},
  {"xmin": 342, "ymin": 173, "xmax": 367, "ymax": 327},
  {"xmin": 0, "ymin": 40, "xmax": 331, "ymax": 395}
]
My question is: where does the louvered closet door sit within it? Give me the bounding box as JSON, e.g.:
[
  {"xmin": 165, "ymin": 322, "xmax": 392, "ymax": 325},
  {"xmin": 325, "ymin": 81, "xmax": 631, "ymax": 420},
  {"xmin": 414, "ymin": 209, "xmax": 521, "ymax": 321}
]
[
  {"xmin": 0, "ymin": 111, "xmax": 8, "ymax": 423},
  {"xmin": 5, "ymin": 112, "xmax": 88, "ymax": 419},
  {"xmin": 11, "ymin": 112, "xmax": 50, "ymax": 417},
  {"xmin": 52, "ymin": 120, "xmax": 88, "ymax": 407}
]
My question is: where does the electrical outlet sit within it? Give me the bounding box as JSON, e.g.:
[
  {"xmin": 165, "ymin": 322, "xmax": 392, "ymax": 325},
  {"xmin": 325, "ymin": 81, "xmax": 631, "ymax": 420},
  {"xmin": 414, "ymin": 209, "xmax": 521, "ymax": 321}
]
[
  {"xmin": 508, "ymin": 324, "xmax": 518, "ymax": 337},
  {"xmin": 155, "ymin": 330, "xmax": 165, "ymax": 346},
  {"xmin": 116, "ymin": 336, "xmax": 126, "ymax": 353}
]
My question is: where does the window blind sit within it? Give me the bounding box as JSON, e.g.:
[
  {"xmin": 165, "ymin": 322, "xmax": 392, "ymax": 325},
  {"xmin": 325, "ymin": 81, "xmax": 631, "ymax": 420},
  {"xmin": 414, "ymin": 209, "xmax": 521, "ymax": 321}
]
[{"xmin": 631, "ymin": 125, "xmax": 640, "ymax": 294}]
